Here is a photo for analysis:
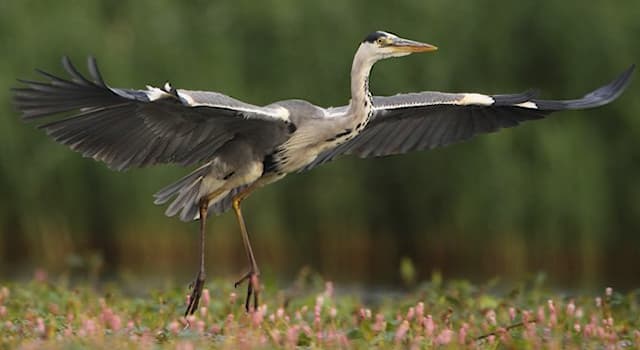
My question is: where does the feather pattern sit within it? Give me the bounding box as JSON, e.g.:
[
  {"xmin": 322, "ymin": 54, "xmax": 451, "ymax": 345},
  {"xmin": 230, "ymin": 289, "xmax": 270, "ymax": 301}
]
[
  {"xmin": 301, "ymin": 65, "xmax": 635, "ymax": 171},
  {"xmin": 12, "ymin": 56, "xmax": 293, "ymax": 171}
]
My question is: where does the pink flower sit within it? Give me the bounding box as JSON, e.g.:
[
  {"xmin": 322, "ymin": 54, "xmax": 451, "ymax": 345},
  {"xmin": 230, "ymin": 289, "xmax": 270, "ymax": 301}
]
[
  {"xmin": 82, "ymin": 318, "xmax": 97, "ymax": 337},
  {"xmin": 287, "ymin": 325, "xmax": 300, "ymax": 346},
  {"xmin": 416, "ymin": 302, "xmax": 424, "ymax": 319},
  {"xmin": 324, "ymin": 281, "xmax": 334, "ymax": 298},
  {"xmin": 566, "ymin": 300, "xmax": 576, "ymax": 317},
  {"xmin": 509, "ymin": 307, "xmax": 516, "ymax": 321},
  {"xmin": 372, "ymin": 313, "xmax": 386, "ymax": 332},
  {"xmin": 34, "ymin": 268, "xmax": 48, "ymax": 283},
  {"xmin": 175, "ymin": 341, "xmax": 195, "ymax": 350},
  {"xmin": 406, "ymin": 307, "xmax": 415, "ymax": 321},
  {"xmin": 168, "ymin": 321, "xmax": 181, "ymax": 335},
  {"xmin": 486, "ymin": 309, "xmax": 496, "ymax": 326},
  {"xmin": 605, "ymin": 287, "xmax": 613, "ymax": 297},
  {"xmin": 424, "ymin": 315, "xmax": 435, "ymax": 336},
  {"xmin": 110, "ymin": 315, "xmax": 122, "ymax": 332},
  {"xmin": 195, "ymin": 320, "xmax": 205, "ymax": 333},
  {"xmin": 458, "ymin": 323, "xmax": 469, "ymax": 344},
  {"xmin": 210, "ymin": 324, "xmax": 221, "ymax": 334},
  {"xmin": 0, "ymin": 287, "xmax": 9, "ymax": 301},
  {"xmin": 395, "ymin": 320, "xmax": 410, "ymax": 343},
  {"xmin": 537, "ymin": 306, "xmax": 546, "ymax": 322},
  {"xmin": 199, "ymin": 306, "xmax": 207, "ymax": 318},
  {"xmin": 435, "ymin": 329, "xmax": 454, "ymax": 345},
  {"xmin": 202, "ymin": 289, "xmax": 210, "ymax": 307},
  {"xmin": 0, "ymin": 306, "xmax": 6, "ymax": 318},
  {"xmin": 35, "ymin": 317, "xmax": 46, "ymax": 336}
]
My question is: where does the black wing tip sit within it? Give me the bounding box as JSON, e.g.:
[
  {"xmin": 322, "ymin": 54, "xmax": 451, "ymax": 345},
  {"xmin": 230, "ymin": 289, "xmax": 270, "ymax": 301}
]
[{"xmin": 533, "ymin": 65, "xmax": 635, "ymax": 111}]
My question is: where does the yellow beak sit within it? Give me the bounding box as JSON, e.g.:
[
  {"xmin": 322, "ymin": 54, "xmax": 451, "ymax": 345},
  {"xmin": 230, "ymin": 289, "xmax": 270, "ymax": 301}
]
[{"xmin": 390, "ymin": 37, "xmax": 438, "ymax": 53}]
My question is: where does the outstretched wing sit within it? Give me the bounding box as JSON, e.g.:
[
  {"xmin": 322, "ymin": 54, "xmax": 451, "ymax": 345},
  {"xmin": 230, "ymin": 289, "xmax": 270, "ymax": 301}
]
[
  {"xmin": 303, "ymin": 65, "xmax": 634, "ymax": 171},
  {"xmin": 13, "ymin": 56, "xmax": 294, "ymax": 170}
]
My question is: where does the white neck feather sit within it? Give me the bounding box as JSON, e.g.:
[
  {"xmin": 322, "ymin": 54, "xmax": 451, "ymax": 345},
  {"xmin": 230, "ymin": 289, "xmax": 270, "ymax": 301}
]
[{"xmin": 347, "ymin": 45, "xmax": 376, "ymax": 118}]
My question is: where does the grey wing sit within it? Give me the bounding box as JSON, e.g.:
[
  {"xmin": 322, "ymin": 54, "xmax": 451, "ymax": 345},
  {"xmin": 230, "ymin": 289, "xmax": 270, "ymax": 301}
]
[
  {"xmin": 303, "ymin": 65, "xmax": 635, "ymax": 171},
  {"xmin": 13, "ymin": 56, "xmax": 293, "ymax": 170}
]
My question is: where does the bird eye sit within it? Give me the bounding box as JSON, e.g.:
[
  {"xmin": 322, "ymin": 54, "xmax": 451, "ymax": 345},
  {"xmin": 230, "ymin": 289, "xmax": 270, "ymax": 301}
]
[{"xmin": 376, "ymin": 38, "xmax": 385, "ymax": 45}]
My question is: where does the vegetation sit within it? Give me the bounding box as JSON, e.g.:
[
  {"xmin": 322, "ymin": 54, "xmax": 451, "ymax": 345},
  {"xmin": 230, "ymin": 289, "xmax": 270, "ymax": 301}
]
[{"xmin": 1, "ymin": 271, "xmax": 639, "ymax": 349}]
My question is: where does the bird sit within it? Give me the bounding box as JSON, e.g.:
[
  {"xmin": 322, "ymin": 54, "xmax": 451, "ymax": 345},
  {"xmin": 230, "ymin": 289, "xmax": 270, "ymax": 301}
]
[{"xmin": 13, "ymin": 31, "xmax": 634, "ymax": 315}]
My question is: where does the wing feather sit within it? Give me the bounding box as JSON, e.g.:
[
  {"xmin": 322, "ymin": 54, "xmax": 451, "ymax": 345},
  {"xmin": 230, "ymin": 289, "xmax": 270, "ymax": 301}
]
[
  {"xmin": 13, "ymin": 56, "xmax": 293, "ymax": 170},
  {"xmin": 302, "ymin": 65, "xmax": 634, "ymax": 171}
]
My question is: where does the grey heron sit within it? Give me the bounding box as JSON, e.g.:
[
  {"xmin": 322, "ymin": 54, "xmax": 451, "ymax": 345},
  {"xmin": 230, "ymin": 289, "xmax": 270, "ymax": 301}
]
[{"xmin": 13, "ymin": 31, "xmax": 634, "ymax": 315}]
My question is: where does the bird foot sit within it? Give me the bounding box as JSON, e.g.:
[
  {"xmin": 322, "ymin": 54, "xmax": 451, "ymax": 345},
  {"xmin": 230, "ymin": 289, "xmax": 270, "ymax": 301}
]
[
  {"xmin": 184, "ymin": 273, "xmax": 205, "ymax": 316},
  {"xmin": 234, "ymin": 270, "xmax": 260, "ymax": 312}
]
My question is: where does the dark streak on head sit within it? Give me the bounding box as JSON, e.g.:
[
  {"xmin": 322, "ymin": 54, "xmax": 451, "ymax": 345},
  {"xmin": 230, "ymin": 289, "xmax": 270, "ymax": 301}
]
[{"xmin": 363, "ymin": 31, "xmax": 387, "ymax": 43}]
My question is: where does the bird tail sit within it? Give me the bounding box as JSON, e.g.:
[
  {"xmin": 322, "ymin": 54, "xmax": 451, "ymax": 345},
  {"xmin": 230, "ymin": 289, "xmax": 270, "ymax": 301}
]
[
  {"xmin": 153, "ymin": 163, "xmax": 245, "ymax": 221},
  {"xmin": 153, "ymin": 163, "xmax": 214, "ymax": 222}
]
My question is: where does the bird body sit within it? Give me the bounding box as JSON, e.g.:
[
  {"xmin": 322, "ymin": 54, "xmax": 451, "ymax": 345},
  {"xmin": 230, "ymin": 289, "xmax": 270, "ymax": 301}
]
[{"xmin": 13, "ymin": 30, "xmax": 634, "ymax": 314}]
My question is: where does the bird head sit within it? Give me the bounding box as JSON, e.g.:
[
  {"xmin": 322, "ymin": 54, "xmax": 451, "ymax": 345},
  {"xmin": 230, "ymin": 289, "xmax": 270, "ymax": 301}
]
[{"xmin": 360, "ymin": 31, "xmax": 437, "ymax": 61}]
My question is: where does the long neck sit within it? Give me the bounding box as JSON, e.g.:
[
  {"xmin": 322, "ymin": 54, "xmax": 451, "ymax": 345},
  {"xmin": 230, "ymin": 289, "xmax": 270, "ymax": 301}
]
[{"xmin": 347, "ymin": 47, "xmax": 375, "ymax": 121}]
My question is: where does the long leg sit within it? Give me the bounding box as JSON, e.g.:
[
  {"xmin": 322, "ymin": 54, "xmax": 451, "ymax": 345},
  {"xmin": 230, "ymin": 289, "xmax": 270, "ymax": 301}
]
[
  {"xmin": 231, "ymin": 183, "xmax": 261, "ymax": 312},
  {"xmin": 184, "ymin": 199, "xmax": 208, "ymax": 316}
]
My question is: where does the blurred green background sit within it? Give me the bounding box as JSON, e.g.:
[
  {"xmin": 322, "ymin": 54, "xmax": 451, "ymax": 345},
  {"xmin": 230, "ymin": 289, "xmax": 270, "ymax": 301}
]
[{"xmin": 0, "ymin": 1, "xmax": 638, "ymax": 290}]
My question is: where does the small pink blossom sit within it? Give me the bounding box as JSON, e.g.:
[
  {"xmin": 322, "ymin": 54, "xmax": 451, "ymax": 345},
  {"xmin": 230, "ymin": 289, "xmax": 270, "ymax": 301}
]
[
  {"xmin": 195, "ymin": 320, "xmax": 205, "ymax": 333},
  {"xmin": 329, "ymin": 307, "xmax": 337, "ymax": 319},
  {"xmin": 287, "ymin": 325, "xmax": 300, "ymax": 346},
  {"xmin": 35, "ymin": 317, "xmax": 46, "ymax": 336},
  {"xmin": 202, "ymin": 289, "xmax": 210, "ymax": 307},
  {"xmin": 566, "ymin": 300, "xmax": 576, "ymax": 317},
  {"xmin": 82, "ymin": 318, "xmax": 97, "ymax": 337},
  {"xmin": 406, "ymin": 307, "xmax": 415, "ymax": 321},
  {"xmin": 372, "ymin": 313, "xmax": 386, "ymax": 332},
  {"xmin": 210, "ymin": 324, "xmax": 221, "ymax": 334},
  {"xmin": 486, "ymin": 309, "xmax": 496, "ymax": 326},
  {"xmin": 34, "ymin": 268, "xmax": 48, "ymax": 283},
  {"xmin": 424, "ymin": 315, "xmax": 435, "ymax": 336},
  {"xmin": 595, "ymin": 297, "xmax": 602, "ymax": 308},
  {"xmin": 605, "ymin": 287, "xmax": 613, "ymax": 297},
  {"xmin": 509, "ymin": 307, "xmax": 516, "ymax": 321},
  {"xmin": 324, "ymin": 281, "xmax": 334, "ymax": 298},
  {"xmin": 416, "ymin": 302, "xmax": 424, "ymax": 319},
  {"xmin": 0, "ymin": 287, "xmax": 9, "ymax": 300},
  {"xmin": 395, "ymin": 320, "xmax": 410, "ymax": 343},
  {"xmin": 110, "ymin": 315, "xmax": 122, "ymax": 331},
  {"xmin": 168, "ymin": 321, "xmax": 180, "ymax": 335},
  {"xmin": 358, "ymin": 308, "xmax": 371, "ymax": 320},
  {"xmin": 199, "ymin": 306, "xmax": 207, "ymax": 318},
  {"xmin": 537, "ymin": 306, "xmax": 546, "ymax": 322},
  {"xmin": 175, "ymin": 341, "xmax": 195, "ymax": 350},
  {"xmin": 435, "ymin": 329, "xmax": 454, "ymax": 345},
  {"xmin": 0, "ymin": 306, "xmax": 6, "ymax": 318},
  {"xmin": 458, "ymin": 323, "xmax": 469, "ymax": 344}
]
